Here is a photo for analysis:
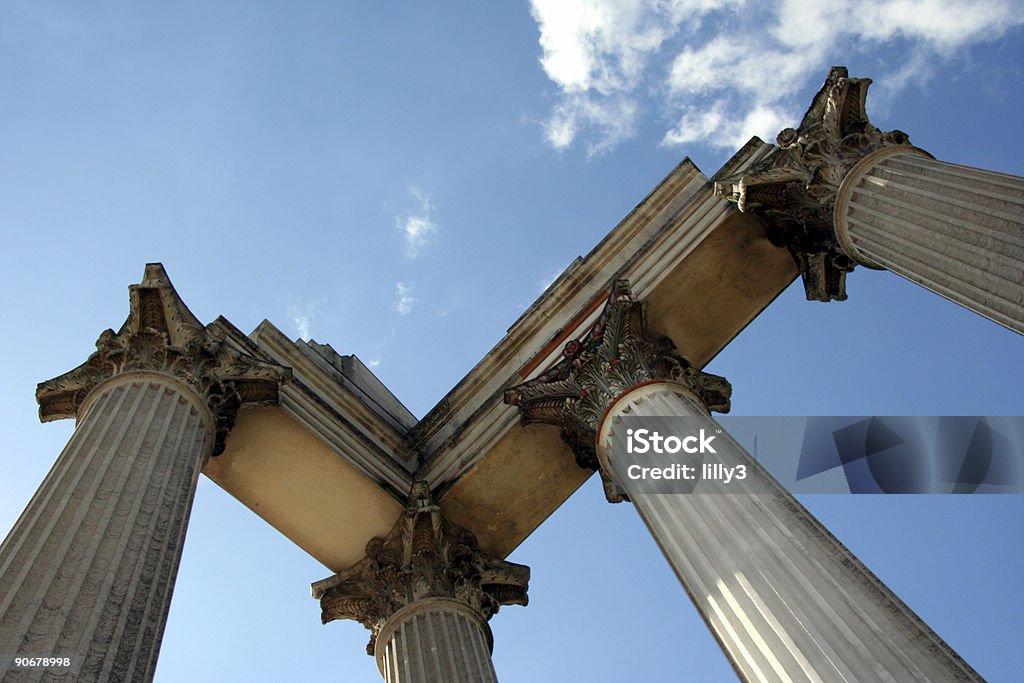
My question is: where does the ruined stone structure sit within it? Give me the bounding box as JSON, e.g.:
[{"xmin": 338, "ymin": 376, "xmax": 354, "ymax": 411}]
[{"xmin": 1, "ymin": 67, "xmax": 1021, "ymax": 682}]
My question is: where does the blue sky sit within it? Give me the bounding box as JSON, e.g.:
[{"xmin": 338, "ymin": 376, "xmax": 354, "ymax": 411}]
[{"xmin": 1, "ymin": 2, "xmax": 1022, "ymax": 681}]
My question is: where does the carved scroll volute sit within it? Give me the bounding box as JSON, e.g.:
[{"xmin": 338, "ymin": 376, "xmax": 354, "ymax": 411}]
[
  {"xmin": 313, "ymin": 481, "xmax": 530, "ymax": 655},
  {"xmin": 504, "ymin": 279, "xmax": 731, "ymax": 503},
  {"xmin": 35, "ymin": 263, "xmax": 289, "ymax": 455},
  {"xmin": 714, "ymin": 66, "xmax": 916, "ymax": 301}
]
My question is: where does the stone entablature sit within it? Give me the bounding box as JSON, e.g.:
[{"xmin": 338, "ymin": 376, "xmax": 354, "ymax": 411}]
[
  {"xmin": 248, "ymin": 320, "xmax": 416, "ymax": 490},
  {"xmin": 174, "ymin": 140, "xmax": 795, "ymax": 565}
]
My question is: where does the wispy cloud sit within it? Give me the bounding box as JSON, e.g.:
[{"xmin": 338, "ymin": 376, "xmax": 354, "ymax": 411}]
[
  {"xmin": 394, "ymin": 282, "xmax": 417, "ymax": 315},
  {"xmin": 366, "ymin": 328, "xmax": 397, "ymax": 370},
  {"xmin": 530, "ymin": 0, "xmax": 695, "ymax": 157},
  {"xmin": 398, "ymin": 188, "xmax": 438, "ymax": 259},
  {"xmin": 537, "ymin": 262, "xmax": 569, "ymax": 292},
  {"xmin": 530, "ymin": 0, "xmax": 1023, "ymax": 154},
  {"xmin": 286, "ymin": 299, "xmax": 326, "ymax": 341}
]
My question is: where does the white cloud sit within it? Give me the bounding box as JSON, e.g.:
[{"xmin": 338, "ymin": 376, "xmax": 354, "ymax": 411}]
[
  {"xmin": 394, "ymin": 282, "xmax": 416, "ymax": 316},
  {"xmin": 295, "ymin": 315, "xmax": 311, "ymax": 341},
  {"xmin": 530, "ymin": 0, "xmax": 1023, "ymax": 153},
  {"xmin": 546, "ymin": 94, "xmax": 638, "ymax": 157},
  {"xmin": 365, "ymin": 328, "xmax": 397, "ymax": 370},
  {"xmin": 531, "ymin": 0, "xmax": 719, "ymax": 155},
  {"xmin": 537, "ymin": 263, "xmax": 569, "ymax": 292},
  {"xmin": 662, "ymin": 100, "xmax": 725, "ymax": 147},
  {"xmin": 398, "ymin": 188, "xmax": 438, "ymax": 259},
  {"xmin": 286, "ymin": 299, "xmax": 325, "ymax": 341}
]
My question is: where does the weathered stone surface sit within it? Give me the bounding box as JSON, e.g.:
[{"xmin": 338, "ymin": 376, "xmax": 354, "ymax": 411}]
[
  {"xmin": 375, "ymin": 598, "xmax": 500, "ymax": 683},
  {"xmin": 0, "ymin": 380, "xmax": 209, "ymax": 683},
  {"xmin": 504, "ymin": 279, "xmax": 730, "ymax": 502},
  {"xmin": 835, "ymin": 150, "xmax": 1024, "ymax": 334},
  {"xmin": 596, "ymin": 383, "xmax": 983, "ymax": 682},
  {"xmin": 312, "ymin": 481, "xmax": 528, "ymax": 668},
  {"xmin": 0, "ymin": 264, "xmax": 288, "ymax": 683},
  {"xmin": 504, "ymin": 275, "xmax": 984, "ymax": 680},
  {"xmin": 716, "ymin": 66, "xmax": 1024, "ymax": 334},
  {"xmin": 715, "ymin": 66, "xmax": 914, "ymax": 301},
  {"xmin": 36, "ymin": 263, "xmax": 287, "ymax": 455}
]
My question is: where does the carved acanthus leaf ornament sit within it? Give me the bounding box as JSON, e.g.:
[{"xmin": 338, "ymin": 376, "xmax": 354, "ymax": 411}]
[
  {"xmin": 504, "ymin": 279, "xmax": 731, "ymax": 503},
  {"xmin": 312, "ymin": 481, "xmax": 530, "ymax": 655},
  {"xmin": 36, "ymin": 264, "xmax": 288, "ymax": 455},
  {"xmin": 714, "ymin": 66, "xmax": 917, "ymax": 301}
]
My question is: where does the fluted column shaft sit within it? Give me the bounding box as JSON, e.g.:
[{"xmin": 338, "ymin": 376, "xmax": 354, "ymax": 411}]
[
  {"xmin": 375, "ymin": 599, "xmax": 498, "ymax": 683},
  {"xmin": 836, "ymin": 148, "xmax": 1024, "ymax": 333},
  {"xmin": 0, "ymin": 375, "xmax": 212, "ymax": 683},
  {"xmin": 715, "ymin": 67, "xmax": 1024, "ymax": 325},
  {"xmin": 1, "ymin": 264, "xmax": 284, "ymax": 682},
  {"xmin": 597, "ymin": 381, "xmax": 982, "ymax": 683},
  {"xmin": 507, "ymin": 278, "xmax": 985, "ymax": 680}
]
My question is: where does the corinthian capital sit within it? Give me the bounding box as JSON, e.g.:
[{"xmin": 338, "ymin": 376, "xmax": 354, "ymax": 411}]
[
  {"xmin": 714, "ymin": 66, "xmax": 916, "ymax": 301},
  {"xmin": 504, "ymin": 279, "xmax": 730, "ymax": 502},
  {"xmin": 312, "ymin": 481, "xmax": 530, "ymax": 654},
  {"xmin": 36, "ymin": 263, "xmax": 288, "ymax": 455}
]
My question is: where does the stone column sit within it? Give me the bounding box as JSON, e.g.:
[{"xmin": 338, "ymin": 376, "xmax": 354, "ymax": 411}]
[
  {"xmin": 506, "ymin": 280, "xmax": 982, "ymax": 682},
  {"xmin": 312, "ymin": 481, "xmax": 529, "ymax": 683},
  {"xmin": 715, "ymin": 66, "xmax": 1024, "ymax": 334},
  {"xmin": 0, "ymin": 264, "xmax": 286, "ymax": 683}
]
